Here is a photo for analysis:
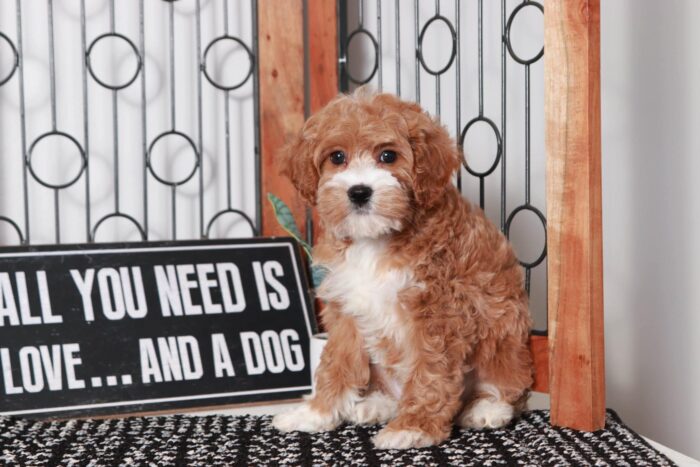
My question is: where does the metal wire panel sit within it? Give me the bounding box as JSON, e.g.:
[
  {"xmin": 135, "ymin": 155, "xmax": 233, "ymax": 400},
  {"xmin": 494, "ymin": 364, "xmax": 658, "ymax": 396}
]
[
  {"xmin": 0, "ymin": 0, "xmax": 260, "ymax": 245},
  {"xmin": 338, "ymin": 0, "xmax": 547, "ymax": 331}
]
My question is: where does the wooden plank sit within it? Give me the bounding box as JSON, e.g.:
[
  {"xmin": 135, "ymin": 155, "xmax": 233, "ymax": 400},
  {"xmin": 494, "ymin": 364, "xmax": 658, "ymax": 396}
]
[
  {"xmin": 258, "ymin": 0, "xmax": 306, "ymax": 237},
  {"xmin": 545, "ymin": 0, "xmax": 605, "ymax": 430},
  {"xmin": 530, "ymin": 334, "xmax": 549, "ymax": 393},
  {"xmin": 308, "ymin": 0, "xmax": 339, "ymax": 114}
]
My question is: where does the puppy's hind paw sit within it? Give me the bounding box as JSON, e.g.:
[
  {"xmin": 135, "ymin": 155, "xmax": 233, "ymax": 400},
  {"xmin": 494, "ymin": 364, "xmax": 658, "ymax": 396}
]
[
  {"xmin": 271, "ymin": 403, "xmax": 339, "ymax": 433},
  {"xmin": 372, "ymin": 427, "xmax": 437, "ymax": 450},
  {"xmin": 348, "ymin": 392, "xmax": 397, "ymax": 425}
]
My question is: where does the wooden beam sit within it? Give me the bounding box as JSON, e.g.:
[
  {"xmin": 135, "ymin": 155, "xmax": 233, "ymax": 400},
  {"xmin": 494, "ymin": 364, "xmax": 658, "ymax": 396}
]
[
  {"xmin": 258, "ymin": 0, "xmax": 306, "ymax": 237},
  {"xmin": 308, "ymin": 0, "xmax": 339, "ymax": 115},
  {"xmin": 530, "ymin": 335, "xmax": 549, "ymax": 393},
  {"xmin": 545, "ymin": 0, "xmax": 605, "ymax": 430}
]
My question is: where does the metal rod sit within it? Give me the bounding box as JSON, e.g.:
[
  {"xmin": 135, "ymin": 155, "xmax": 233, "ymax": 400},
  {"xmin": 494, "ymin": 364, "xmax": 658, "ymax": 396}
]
[
  {"xmin": 478, "ymin": 0, "xmax": 484, "ymax": 116},
  {"xmin": 80, "ymin": 0, "xmax": 91, "ymax": 240},
  {"xmin": 395, "ymin": 0, "xmax": 400, "ymax": 96},
  {"xmin": 414, "ymin": 0, "xmax": 420, "ymax": 103},
  {"xmin": 377, "ymin": 0, "xmax": 382, "ymax": 91},
  {"xmin": 139, "ymin": 0, "xmax": 149, "ymax": 239},
  {"xmin": 16, "ymin": 0, "xmax": 29, "ymax": 243},
  {"xmin": 171, "ymin": 186, "xmax": 177, "ymax": 240},
  {"xmin": 47, "ymin": 0, "xmax": 57, "ymax": 130},
  {"xmin": 500, "ymin": 0, "xmax": 507, "ymax": 231},
  {"xmin": 455, "ymin": 0, "xmax": 461, "ymax": 191},
  {"xmin": 110, "ymin": 0, "xmax": 120, "ymax": 213},
  {"xmin": 54, "ymin": 189, "xmax": 60, "ymax": 243},
  {"xmin": 196, "ymin": 0, "xmax": 204, "ymax": 237},
  {"xmin": 225, "ymin": 91, "xmax": 232, "ymax": 209},
  {"xmin": 169, "ymin": 0, "xmax": 176, "ymax": 130},
  {"xmin": 252, "ymin": 0, "xmax": 262, "ymax": 234},
  {"xmin": 358, "ymin": 0, "xmax": 364, "ymax": 27},
  {"xmin": 525, "ymin": 64, "xmax": 531, "ymax": 205}
]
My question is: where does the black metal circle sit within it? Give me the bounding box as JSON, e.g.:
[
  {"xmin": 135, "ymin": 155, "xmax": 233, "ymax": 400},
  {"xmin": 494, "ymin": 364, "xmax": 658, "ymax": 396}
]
[
  {"xmin": 0, "ymin": 216, "xmax": 24, "ymax": 244},
  {"xmin": 505, "ymin": 204, "xmax": 547, "ymax": 268},
  {"xmin": 202, "ymin": 35, "xmax": 254, "ymax": 91},
  {"xmin": 344, "ymin": 28, "xmax": 379, "ymax": 85},
  {"xmin": 91, "ymin": 212, "xmax": 147, "ymax": 241},
  {"xmin": 0, "ymin": 32, "xmax": 19, "ymax": 87},
  {"xmin": 505, "ymin": 1, "xmax": 544, "ymax": 66},
  {"xmin": 205, "ymin": 208, "xmax": 258, "ymax": 238},
  {"xmin": 27, "ymin": 131, "xmax": 87, "ymax": 189},
  {"xmin": 86, "ymin": 32, "xmax": 142, "ymax": 90},
  {"xmin": 147, "ymin": 130, "xmax": 200, "ymax": 186},
  {"xmin": 417, "ymin": 15, "xmax": 457, "ymax": 76},
  {"xmin": 460, "ymin": 116, "xmax": 503, "ymax": 177}
]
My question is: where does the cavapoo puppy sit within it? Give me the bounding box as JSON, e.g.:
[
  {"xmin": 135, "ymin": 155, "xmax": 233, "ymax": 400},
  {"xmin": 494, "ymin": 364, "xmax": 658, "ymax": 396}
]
[{"xmin": 272, "ymin": 91, "xmax": 532, "ymax": 450}]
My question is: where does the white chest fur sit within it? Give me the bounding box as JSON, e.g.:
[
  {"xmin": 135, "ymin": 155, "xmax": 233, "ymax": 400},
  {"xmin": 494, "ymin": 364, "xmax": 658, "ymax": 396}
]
[{"xmin": 317, "ymin": 239, "xmax": 412, "ymax": 368}]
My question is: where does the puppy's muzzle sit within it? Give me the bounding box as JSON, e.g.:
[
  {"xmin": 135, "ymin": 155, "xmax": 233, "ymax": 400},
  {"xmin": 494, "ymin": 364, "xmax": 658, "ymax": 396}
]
[{"xmin": 347, "ymin": 184, "xmax": 373, "ymax": 206}]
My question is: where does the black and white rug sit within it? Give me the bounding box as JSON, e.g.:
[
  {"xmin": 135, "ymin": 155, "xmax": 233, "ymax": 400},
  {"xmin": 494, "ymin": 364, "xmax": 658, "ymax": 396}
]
[{"xmin": 0, "ymin": 410, "xmax": 674, "ymax": 466}]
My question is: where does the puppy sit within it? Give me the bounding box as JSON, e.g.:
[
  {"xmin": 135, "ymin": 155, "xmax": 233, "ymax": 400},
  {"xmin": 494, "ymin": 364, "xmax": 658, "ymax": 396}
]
[{"xmin": 272, "ymin": 92, "xmax": 532, "ymax": 450}]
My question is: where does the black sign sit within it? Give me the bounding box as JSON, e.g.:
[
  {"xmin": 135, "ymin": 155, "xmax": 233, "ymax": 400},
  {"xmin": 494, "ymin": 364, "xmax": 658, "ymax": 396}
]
[{"xmin": 0, "ymin": 238, "xmax": 316, "ymax": 418}]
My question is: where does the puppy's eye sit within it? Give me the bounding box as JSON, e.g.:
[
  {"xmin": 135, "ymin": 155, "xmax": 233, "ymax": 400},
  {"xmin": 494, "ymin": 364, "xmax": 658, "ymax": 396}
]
[
  {"xmin": 329, "ymin": 151, "xmax": 346, "ymax": 165},
  {"xmin": 379, "ymin": 150, "xmax": 397, "ymax": 164}
]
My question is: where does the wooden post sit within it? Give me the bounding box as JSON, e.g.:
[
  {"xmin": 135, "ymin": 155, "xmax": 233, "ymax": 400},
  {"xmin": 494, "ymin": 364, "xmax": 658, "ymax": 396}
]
[
  {"xmin": 258, "ymin": 0, "xmax": 306, "ymax": 237},
  {"xmin": 308, "ymin": 0, "xmax": 339, "ymax": 115},
  {"xmin": 258, "ymin": 0, "xmax": 338, "ymax": 239},
  {"xmin": 545, "ymin": 0, "xmax": 605, "ymax": 430}
]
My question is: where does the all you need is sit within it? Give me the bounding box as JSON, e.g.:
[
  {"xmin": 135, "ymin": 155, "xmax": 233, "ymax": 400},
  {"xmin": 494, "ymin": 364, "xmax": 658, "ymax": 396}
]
[{"xmin": 0, "ymin": 260, "xmax": 292, "ymax": 326}]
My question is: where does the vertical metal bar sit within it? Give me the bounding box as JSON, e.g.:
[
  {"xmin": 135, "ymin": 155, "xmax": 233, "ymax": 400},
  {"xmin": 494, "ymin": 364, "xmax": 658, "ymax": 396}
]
[
  {"xmin": 376, "ymin": 0, "xmax": 382, "ymax": 91},
  {"xmin": 168, "ymin": 0, "xmax": 176, "ymax": 239},
  {"xmin": 139, "ymin": 0, "xmax": 149, "ymax": 239},
  {"xmin": 302, "ymin": 0, "xmax": 313, "ymax": 245},
  {"xmin": 525, "ymin": 65, "xmax": 531, "ymax": 205},
  {"xmin": 171, "ymin": 186, "xmax": 177, "ymax": 239},
  {"xmin": 252, "ymin": 0, "xmax": 262, "ymax": 234},
  {"xmin": 54, "ymin": 190, "xmax": 60, "ymax": 243},
  {"xmin": 47, "ymin": 0, "xmax": 57, "ymax": 131},
  {"xmin": 110, "ymin": 0, "xmax": 120, "ymax": 213},
  {"xmin": 80, "ymin": 0, "xmax": 91, "ymax": 241},
  {"xmin": 223, "ymin": 0, "xmax": 229, "ymax": 35},
  {"xmin": 337, "ymin": 0, "xmax": 349, "ymax": 92},
  {"xmin": 500, "ymin": 0, "xmax": 507, "ymax": 231},
  {"xmin": 225, "ymin": 91, "xmax": 232, "ymax": 209},
  {"xmin": 455, "ymin": 0, "xmax": 461, "ymax": 191},
  {"xmin": 196, "ymin": 0, "xmax": 204, "ymax": 237},
  {"xmin": 478, "ymin": 0, "xmax": 484, "ymax": 116},
  {"xmin": 16, "ymin": 0, "xmax": 30, "ymax": 243},
  {"xmin": 414, "ymin": 0, "xmax": 419, "ymax": 103},
  {"xmin": 395, "ymin": 0, "xmax": 400, "ymax": 96},
  {"xmin": 358, "ymin": 0, "xmax": 364, "ymax": 27},
  {"xmin": 168, "ymin": 0, "xmax": 176, "ymax": 130},
  {"xmin": 434, "ymin": 0, "xmax": 440, "ymax": 117}
]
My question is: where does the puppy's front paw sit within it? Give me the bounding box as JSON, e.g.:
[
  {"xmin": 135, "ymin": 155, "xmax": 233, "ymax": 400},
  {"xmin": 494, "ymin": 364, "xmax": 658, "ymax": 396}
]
[
  {"xmin": 348, "ymin": 392, "xmax": 397, "ymax": 425},
  {"xmin": 271, "ymin": 403, "xmax": 339, "ymax": 433},
  {"xmin": 372, "ymin": 427, "xmax": 437, "ymax": 450}
]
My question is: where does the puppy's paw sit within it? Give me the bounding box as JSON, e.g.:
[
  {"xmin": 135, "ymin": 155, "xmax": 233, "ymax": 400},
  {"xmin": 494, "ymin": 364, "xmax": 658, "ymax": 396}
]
[
  {"xmin": 458, "ymin": 398, "xmax": 514, "ymax": 429},
  {"xmin": 348, "ymin": 392, "xmax": 398, "ymax": 425},
  {"xmin": 271, "ymin": 403, "xmax": 339, "ymax": 433},
  {"xmin": 372, "ymin": 427, "xmax": 437, "ymax": 450}
]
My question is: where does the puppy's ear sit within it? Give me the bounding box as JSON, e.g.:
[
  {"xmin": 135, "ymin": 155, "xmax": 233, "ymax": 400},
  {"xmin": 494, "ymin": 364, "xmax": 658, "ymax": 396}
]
[
  {"xmin": 279, "ymin": 128, "xmax": 319, "ymax": 205},
  {"xmin": 400, "ymin": 100, "xmax": 461, "ymax": 208}
]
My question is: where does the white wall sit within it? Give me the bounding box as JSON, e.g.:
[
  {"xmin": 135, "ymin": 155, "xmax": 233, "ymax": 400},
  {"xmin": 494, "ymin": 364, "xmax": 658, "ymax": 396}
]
[{"xmin": 601, "ymin": 0, "xmax": 700, "ymax": 459}]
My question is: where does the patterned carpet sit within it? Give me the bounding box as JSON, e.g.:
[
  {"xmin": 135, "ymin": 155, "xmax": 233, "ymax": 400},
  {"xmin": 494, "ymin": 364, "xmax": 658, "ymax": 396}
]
[{"xmin": 0, "ymin": 410, "xmax": 674, "ymax": 466}]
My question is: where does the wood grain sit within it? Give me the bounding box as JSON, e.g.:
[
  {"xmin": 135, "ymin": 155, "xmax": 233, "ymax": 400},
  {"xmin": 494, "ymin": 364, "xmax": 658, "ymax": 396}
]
[
  {"xmin": 258, "ymin": 0, "xmax": 306, "ymax": 237},
  {"xmin": 545, "ymin": 0, "xmax": 605, "ymax": 430},
  {"xmin": 530, "ymin": 334, "xmax": 549, "ymax": 393}
]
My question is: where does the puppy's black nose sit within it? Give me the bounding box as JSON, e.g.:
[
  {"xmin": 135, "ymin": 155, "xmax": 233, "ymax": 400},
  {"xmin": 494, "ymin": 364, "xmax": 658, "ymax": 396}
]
[{"xmin": 347, "ymin": 184, "xmax": 373, "ymax": 206}]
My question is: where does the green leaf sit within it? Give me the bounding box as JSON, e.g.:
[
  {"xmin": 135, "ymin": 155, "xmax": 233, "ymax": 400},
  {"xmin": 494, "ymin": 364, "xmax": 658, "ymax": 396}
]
[
  {"xmin": 267, "ymin": 193, "xmax": 312, "ymax": 258},
  {"xmin": 311, "ymin": 264, "xmax": 328, "ymax": 289}
]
